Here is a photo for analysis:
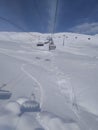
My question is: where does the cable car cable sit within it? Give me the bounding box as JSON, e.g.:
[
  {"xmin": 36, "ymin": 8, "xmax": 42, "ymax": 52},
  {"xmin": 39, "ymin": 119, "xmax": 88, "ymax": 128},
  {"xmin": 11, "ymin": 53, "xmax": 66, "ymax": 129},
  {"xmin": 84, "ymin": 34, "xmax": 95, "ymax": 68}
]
[{"xmin": 52, "ymin": 0, "xmax": 59, "ymax": 35}]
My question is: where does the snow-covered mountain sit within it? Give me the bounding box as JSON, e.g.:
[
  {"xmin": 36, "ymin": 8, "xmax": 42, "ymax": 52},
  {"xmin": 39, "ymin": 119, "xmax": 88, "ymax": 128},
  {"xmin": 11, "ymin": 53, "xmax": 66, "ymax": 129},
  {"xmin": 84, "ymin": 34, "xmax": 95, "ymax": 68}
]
[
  {"xmin": 0, "ymin": 32, "xmax": 98, "ymax": 130},
  {"xmin": 0, "ymin": 31, "xmax": 98, "ymax": 44}
]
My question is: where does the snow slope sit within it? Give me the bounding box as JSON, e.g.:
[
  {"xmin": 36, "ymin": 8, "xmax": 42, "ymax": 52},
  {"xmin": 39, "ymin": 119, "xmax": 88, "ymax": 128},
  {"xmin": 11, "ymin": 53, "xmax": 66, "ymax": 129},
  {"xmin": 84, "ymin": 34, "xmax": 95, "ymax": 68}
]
[{"xmin": 0, "ymin": 32, "xmax": 98, "ymax": 130}]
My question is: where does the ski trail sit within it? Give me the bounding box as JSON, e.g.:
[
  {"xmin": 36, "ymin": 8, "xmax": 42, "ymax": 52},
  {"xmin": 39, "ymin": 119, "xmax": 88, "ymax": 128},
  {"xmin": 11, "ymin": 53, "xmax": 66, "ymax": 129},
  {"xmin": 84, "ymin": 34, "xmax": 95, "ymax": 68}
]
[
  {"xmin": 21, "ymin": 64, "xmax": 44, "ymax": 108},
  {"xmin": 37, "ymin": 52, "xmax": 75, "ymax": 109}
]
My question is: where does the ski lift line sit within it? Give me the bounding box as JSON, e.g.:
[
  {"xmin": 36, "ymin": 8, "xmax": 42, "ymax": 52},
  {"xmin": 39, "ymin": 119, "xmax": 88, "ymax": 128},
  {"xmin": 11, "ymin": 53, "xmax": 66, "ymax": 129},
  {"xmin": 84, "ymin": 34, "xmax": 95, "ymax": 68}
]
[
  {"xmin": 0, "ymin": 16, "xmax": 54, "ymax": 52},
  {"xmin": 0, "ymin": 16, "xmax": 32, "ymax": 42},
  {"xmin": 0, "ymin": 16, "xmax": 55, "ymax": 52},
  {"xmin": 0, "ymin": 16, "xmax": 35, "ymax": 42},
  {"xmin": 0, "ymin": 16, "xmax": 26, "ymax": 32},
  {"xmin": 0, "ymin": 0, "xmax": 58, "ymax": 35},
  {"xmin": 52, "ymin": 0, "xmax": 59, "ymax": 34}
]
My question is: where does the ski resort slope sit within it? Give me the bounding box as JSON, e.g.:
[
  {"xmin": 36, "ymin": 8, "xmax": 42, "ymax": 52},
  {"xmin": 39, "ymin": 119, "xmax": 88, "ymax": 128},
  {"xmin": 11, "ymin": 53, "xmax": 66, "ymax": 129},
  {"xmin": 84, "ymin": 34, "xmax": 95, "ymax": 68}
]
[{"xmin": 0, "ymin": 32, "xmax": 98, "ymax": 130}]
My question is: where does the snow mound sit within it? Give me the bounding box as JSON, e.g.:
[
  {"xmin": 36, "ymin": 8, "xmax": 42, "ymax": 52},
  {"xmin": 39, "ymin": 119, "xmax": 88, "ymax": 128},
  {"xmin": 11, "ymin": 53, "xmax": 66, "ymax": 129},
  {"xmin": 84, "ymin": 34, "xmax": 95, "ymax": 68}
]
[
  {"xmin": 5, "ymin": 101, "xmax": 20, "ymax": 115},
  {"xmin": 37, "ymin": 111, "xmax": 80, "ymax": 130}
]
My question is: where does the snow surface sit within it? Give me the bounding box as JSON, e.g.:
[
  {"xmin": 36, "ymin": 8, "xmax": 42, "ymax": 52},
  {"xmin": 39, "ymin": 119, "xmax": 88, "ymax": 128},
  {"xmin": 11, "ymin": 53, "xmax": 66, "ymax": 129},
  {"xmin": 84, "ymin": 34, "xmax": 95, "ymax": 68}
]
[{"xmin": 0, "ymin": 32, "xmax": 98, "ymax": 130}]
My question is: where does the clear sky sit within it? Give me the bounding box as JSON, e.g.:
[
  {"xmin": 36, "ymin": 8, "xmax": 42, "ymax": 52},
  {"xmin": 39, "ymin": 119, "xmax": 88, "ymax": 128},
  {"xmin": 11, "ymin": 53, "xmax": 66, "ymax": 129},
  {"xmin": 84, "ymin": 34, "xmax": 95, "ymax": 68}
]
[{"xmin": 0, "ymin": 0, "xmax": 98, "ymax": 34}]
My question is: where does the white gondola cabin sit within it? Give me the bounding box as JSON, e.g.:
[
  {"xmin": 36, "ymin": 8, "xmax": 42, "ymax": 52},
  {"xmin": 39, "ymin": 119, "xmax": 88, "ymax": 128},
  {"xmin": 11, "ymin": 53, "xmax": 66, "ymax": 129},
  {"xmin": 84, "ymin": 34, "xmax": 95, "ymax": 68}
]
[{"xmin": 19, "ymin": 100, "xmax": 41, "ymax": 116}]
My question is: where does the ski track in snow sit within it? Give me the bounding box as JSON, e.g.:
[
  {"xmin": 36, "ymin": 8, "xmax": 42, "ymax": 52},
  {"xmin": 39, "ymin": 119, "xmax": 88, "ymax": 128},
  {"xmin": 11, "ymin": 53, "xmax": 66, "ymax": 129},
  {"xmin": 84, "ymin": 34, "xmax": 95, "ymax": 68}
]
[
  {"xmin": 35, "ymin": 51, "xmax": 78, "ymax": 111},
  {"xmin": 21, "ymin": 64, "xmax": 44, "ymax": 107}
]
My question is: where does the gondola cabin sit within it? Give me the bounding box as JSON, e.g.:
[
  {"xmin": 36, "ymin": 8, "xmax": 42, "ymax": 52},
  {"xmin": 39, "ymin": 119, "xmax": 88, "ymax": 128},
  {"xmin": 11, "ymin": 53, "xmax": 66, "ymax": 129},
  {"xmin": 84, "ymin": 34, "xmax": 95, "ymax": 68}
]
[
  {"xmin": 0, "ymin": 90, "xmax": 12, "ymax": 100},
  {"xmin": 20, "ymin": 100, "xmax": 41, "ymax": 115},
  {"xmin": 37, "ymin": 43, "xmax": 44, "ymax": 46},
  {"xmin": 49, "ymin": 44, "xmax": 56, "ymax": 50},
  {"xmin": 48, "ymin": 37, "xmax": 56, "ymax": 51}
]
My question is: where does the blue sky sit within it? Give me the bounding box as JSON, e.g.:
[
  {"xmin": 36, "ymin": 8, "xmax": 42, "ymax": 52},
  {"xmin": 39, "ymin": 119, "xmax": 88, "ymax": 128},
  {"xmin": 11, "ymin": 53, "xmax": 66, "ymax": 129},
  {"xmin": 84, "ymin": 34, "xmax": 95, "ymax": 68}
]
[
  {"xmin": 0, "ymin": 0, "xmax": 98, "ymax": 34},
  {"xmin": 58, "ymin": 0, "xmax": 98, "ymax": 34}
]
